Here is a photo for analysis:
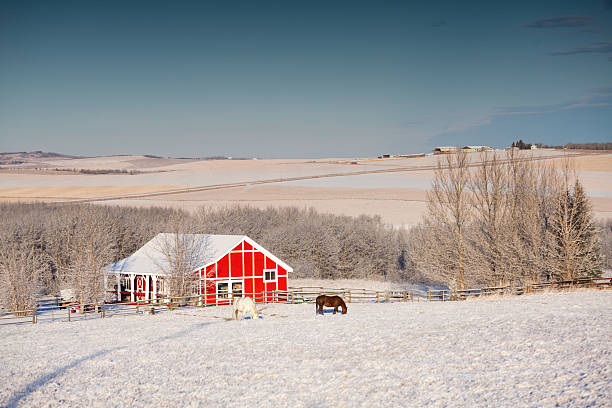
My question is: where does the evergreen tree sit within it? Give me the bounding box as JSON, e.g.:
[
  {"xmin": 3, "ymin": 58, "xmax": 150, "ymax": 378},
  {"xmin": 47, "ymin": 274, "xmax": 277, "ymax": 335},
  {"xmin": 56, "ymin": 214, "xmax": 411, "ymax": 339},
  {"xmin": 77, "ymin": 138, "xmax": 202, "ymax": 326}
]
[{"xmin": 551, "ymin": 178, "xmax": 602, "ymax": 280}]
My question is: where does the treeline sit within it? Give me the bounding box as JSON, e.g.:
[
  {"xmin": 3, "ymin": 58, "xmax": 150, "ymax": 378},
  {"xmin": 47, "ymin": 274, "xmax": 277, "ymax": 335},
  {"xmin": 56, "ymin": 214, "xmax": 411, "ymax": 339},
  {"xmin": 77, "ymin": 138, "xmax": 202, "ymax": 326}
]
[
  {"xmin": 0, "ymin": 203, "xmax": 408, "ymax": 311},
  {"xmin": 53, "ymin": 168, "xmax": 144, "ymax": 175},
  {"xmin": 538, "ymin": 142, "xmax": 612, "ymax": 150},
  {"xmin": 408, "ymin": 151, "xmax": 602, "ymax": 289},
  {"xmin": 564, "ymin": 143, "xmax": 612, "ymax": 150}
]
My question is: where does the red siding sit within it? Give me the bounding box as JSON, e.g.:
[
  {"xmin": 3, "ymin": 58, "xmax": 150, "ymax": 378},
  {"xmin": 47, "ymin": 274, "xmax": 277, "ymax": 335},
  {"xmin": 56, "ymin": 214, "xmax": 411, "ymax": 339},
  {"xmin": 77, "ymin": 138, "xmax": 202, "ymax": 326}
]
[
  {"xmin": 278, "ymin": 276, "xmax": 287, "ymax": 291},
  {"xmin": 205, "ymin": 264, "xmax": 216, "ymax": 279},
  {"xmin": 265, "ymin": 258, "xmax": 276, "ymax": 270},
  {"xmin": 244, "ymin": 252, "xmax": 253, "ymax": 276},
  {"xmin": 190, "ymin": 238, "xmax": 290, "ymax": 304},
  {"xmin": 254, "ymin": 252, "xmax": 265, "ymax": 276},
  {"xmin": 230, "ymin": 252, "xmax": 242, "ymax": 278},
  {"xmin": 217, "ymin": 256, "xmax": 229, "ymax": 278},
  {"xmin": 245, "ymin": 278, "xmax": 253, "ymax": 295},
  {"xmin": 254, "ymin": 277, "xmax": 265, "ymax": 294},
  {"xmin": 204, "ymin": 281, "xmax": 216, "ymax": 304}
]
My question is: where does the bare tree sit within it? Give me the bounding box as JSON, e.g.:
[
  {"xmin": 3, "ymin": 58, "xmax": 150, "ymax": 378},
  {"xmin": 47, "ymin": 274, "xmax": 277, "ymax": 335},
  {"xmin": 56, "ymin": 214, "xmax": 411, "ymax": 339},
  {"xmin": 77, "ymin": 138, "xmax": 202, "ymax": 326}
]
[
  {"xmin": 418, "ymin": 152, "xmax": 476, "ymax": 289},
  {"xmin": 470, "ymin": 151, "xmax": 516, "ymax": 285},
  {"xmin": 59, "ymin": 207, "xmax": 115, "ymax": 312},
  {"xmin": 599, "ymin": 219, "xmax": 612, "ymax": 271},
  {"xmin": 0, "ymin": 226, "xmax": 48, "ymax": 312},
  {"xmin": 152, "ymin": 216, "xmax": 211, "ymax": 297}
]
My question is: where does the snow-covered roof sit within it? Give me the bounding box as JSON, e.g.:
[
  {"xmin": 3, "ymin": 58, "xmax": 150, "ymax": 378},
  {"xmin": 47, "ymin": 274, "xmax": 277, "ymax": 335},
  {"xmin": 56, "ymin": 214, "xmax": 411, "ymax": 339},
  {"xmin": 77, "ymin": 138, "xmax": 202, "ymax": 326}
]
[{"xmin": 105, "ymin": 233, "xmax": 293, "ymax": 275}]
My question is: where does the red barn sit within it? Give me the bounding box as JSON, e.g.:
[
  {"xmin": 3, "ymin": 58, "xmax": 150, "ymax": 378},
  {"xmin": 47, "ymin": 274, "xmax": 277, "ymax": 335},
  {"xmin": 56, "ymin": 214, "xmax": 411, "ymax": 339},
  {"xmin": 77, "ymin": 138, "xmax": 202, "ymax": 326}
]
[{"xmin": 105, "ymin": 233, "xmax": 292, "ymax": 305}]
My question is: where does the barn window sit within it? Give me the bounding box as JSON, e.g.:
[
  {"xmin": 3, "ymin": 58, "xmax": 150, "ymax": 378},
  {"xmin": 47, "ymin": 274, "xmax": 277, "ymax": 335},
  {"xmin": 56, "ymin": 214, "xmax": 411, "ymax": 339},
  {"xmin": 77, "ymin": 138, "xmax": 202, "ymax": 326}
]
[
  {"xmin": 263, "ymin": 269, "xmax": 276, "ymax": 282},
  {"xmin": 218, "ymin": 282, "xmax": 229, "ymax": 298}
]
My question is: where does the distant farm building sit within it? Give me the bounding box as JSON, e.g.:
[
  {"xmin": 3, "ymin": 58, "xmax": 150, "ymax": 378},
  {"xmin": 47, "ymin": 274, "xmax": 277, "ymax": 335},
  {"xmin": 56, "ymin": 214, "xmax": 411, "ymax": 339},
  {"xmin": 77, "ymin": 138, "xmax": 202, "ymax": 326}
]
[
  {"xmin": 377, "ymin": 153, "xmax": 426, "ymax": 159},
  {"xmin": 105, "ymin": 233, "xmax": 292, "ymax": 305},
  {"xmin": 461, "ymin": 145, "xmax": 493, "ymax": 153},
  {"xmin": 433, "ymin": 146, "xmax": 457, "ymax": 154}
]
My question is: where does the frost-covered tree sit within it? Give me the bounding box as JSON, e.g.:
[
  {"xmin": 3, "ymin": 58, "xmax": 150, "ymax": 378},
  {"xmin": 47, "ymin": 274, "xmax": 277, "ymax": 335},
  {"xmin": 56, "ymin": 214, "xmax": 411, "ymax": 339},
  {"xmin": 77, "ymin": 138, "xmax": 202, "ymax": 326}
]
[
  {"xmin": 417, "ymin": 152, "xmax": 477, "ymax": 289},
  {"xmin": 153, "ymin": 216, "xmax": 211, "ymax": 297},
  {"xmin": 0, "ymin": 225, "xmax": 48, "ymax": 312}
]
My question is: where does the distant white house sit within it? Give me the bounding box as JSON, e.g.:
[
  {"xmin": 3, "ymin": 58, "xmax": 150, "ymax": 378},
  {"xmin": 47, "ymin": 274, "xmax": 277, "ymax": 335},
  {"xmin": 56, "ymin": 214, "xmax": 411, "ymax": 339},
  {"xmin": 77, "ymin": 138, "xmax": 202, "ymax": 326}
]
[{"xmin": 461, "ymin": 145, "xmax": 493, "ymax": 153}]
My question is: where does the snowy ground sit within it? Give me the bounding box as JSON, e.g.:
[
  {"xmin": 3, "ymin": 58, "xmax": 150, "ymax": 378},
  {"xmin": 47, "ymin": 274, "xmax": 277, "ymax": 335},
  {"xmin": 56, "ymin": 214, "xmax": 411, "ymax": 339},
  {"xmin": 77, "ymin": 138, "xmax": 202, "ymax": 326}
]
[{"xmin": 1, "ymin": 291, "xmax": 610, "ymax": 407}]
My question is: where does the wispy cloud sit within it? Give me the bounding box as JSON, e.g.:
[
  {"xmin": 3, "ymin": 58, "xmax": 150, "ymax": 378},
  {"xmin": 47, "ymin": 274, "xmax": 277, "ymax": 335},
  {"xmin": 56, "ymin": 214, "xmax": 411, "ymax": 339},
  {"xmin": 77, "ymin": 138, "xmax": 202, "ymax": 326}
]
[
  {"xmin": 578, "ymin": 28, "xmax": 601, "ymax": 34},
  {"xmin": 589, "ymin": 86, "xmax": 612, "ymax": 94},
  {"xmin": 549, "ymin": 41, "xmax": 612, "ymax": 59},
  {"xmin": 430, "ymin": 88, "xmax": 612, "ymax": 140},
  {"xmin": 496, "ymin": 89, "xmax": 612, "ymax": 116},
  {"xmin": 522, "ymin": 16, "xmax": 594, "ymax": 28}
]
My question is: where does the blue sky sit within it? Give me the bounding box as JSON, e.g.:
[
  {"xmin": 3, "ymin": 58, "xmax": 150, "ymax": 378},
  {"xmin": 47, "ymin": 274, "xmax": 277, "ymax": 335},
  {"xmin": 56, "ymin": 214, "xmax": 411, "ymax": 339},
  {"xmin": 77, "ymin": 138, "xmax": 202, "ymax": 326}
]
[{"xmin": 1, "ymin": 0, "xmax": 611, "ymax": 158}]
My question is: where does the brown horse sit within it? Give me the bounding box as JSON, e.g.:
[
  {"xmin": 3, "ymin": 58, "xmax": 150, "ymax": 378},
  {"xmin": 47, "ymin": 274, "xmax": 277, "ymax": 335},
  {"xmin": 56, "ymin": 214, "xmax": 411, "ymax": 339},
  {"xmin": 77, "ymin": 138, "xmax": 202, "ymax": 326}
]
[{"xmin": 315, "ymin": 295, "xmax": 347, "ymax": 315}]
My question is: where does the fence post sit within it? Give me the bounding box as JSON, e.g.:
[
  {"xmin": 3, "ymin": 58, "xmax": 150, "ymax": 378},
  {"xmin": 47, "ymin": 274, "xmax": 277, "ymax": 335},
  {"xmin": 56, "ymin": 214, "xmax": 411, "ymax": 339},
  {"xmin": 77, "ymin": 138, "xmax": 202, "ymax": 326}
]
[
  {"xmin": 385, "ymin": 291, "xmax": 389, "ymax": 303},
  {"xmin": 68, "ymin": 307, "xmax": 71, "ymax": 322},
  {"xmin": 376, "ymin": 292, "xmax": 379, "ymax": 303},
  {"xmin": 403, "ymin": 291, "xmax": 407, "ymax": 302},
  {"xmin": 136, "ymin": 300, "xmax": 140, "ymax": 315},
  {"xmin": 102, "ymin": 302, "xmax": 105, "ymax": 319},
  {"xmin": 427, "ymin": 290, "xmax": 431, "ymax": 301},
  {"xmin": 348, "ymin": 290, "xmax": 352, "ymax": 303},
  {"xmin": 32, "ymin": 309, "xmax": 36, "ymax": 324}
]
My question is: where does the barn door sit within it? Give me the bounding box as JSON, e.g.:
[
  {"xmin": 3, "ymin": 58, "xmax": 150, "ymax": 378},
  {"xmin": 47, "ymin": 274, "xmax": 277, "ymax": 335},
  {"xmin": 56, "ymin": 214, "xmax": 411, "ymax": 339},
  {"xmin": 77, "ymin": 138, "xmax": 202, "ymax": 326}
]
[{"xmin": 136, "ymin": 276, "xmax": 146, "ymax": 301}]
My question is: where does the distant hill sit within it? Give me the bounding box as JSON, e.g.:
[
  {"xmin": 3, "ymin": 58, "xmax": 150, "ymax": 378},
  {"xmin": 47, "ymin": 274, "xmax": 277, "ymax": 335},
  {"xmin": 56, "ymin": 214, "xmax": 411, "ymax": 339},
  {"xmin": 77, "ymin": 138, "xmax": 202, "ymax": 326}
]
[{"xmin": 0, "ymin": 151, "xmax": 83, "ymax": 166}]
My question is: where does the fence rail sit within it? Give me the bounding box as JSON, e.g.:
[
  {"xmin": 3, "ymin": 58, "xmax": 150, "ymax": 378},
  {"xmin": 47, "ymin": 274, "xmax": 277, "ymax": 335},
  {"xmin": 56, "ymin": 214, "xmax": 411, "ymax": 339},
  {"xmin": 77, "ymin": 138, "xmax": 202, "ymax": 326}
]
[
  {"xmin": 427, "ymin": 277, "xmax": 612, "ymax": 301},
  {"xmin": 0, "ymin": 287, "xmax": 414, "ymax": 326},
  {"xmin": 2, "ymin": 278, "xmax": 607, "ymax": 326}
]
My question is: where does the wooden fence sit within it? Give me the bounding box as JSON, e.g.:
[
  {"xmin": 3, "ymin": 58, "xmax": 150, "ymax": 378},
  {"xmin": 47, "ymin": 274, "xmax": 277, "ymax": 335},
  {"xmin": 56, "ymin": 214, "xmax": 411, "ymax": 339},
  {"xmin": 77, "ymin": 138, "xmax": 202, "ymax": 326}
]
[
  {"xmin": 0, "ymin": 287, "xmax": 414, "ymax": 326},
  {"xmin": 286, "ymin": 286, "xmax": 414, "ymax": 304},
  {"xmin": 427, "ymin": 277, "xmax": 612, "ymax": 301}
]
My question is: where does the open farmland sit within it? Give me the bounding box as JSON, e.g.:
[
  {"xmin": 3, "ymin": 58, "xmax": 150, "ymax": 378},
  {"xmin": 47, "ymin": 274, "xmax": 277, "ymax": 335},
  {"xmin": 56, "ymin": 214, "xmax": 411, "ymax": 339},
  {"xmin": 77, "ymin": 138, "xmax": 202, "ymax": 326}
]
[
  {"xmin": 0, "ymin": 290, "xmax": 610, "ymax": 407},
  {"xmin": 1, "ymin": 150, "xmax": 611, "ymax": 227}
]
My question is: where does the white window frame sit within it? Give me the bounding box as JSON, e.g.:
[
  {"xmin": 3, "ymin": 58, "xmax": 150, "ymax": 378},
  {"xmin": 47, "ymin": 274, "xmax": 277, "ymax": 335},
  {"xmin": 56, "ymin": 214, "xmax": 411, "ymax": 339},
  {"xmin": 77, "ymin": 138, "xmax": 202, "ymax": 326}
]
[
  {"xmin": 263, "ymin": 269, "xmax": 277, "ymax": 283},
  {"xmin": 216, "ymin": 280, "xmax": 244, "ymax": 300}
]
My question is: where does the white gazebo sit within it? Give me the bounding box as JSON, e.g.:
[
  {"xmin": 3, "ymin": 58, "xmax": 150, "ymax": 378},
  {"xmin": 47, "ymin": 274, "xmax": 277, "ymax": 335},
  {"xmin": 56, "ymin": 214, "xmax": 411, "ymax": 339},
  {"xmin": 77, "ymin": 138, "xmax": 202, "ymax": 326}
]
[{"xmin": 104, "ymin": 233, "xmax": 248, "ymax": 302}]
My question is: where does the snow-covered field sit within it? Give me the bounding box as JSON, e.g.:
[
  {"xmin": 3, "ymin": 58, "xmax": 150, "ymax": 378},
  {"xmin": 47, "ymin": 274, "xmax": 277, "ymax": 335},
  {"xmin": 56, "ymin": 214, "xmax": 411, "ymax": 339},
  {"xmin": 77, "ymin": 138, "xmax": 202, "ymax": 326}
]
[{"xmin": 1, "ymin": 291, "xmax": 611, "ymax": 407}]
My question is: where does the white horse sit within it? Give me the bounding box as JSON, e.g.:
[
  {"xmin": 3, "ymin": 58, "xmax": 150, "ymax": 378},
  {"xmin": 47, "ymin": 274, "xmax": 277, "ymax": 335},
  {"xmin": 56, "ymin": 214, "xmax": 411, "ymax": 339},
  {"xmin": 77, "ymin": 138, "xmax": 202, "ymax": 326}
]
[{"xmin": 232, "ymin": 297, "xmax": 259, "ymax": 320}]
